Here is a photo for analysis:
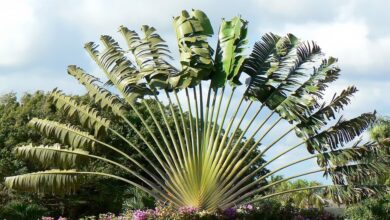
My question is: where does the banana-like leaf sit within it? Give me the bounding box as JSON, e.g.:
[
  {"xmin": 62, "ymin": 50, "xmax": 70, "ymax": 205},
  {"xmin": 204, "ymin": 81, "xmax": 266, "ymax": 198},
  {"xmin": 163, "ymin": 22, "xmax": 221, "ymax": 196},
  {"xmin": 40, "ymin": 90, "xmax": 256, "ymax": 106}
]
[
  {"xmin": 297, "ymin": 86, "xmax": 358, "ymax": 138},
  {"xmin": 84, "ymin": 37, "xmax": 152, "ymax": 104},
  {"xmin": 316, "ymin": 141, "xmax": 385, "ymax": 167},
  {"xmin": 243, "ymin": 33, "xmax": 300, "ymax": 106},
  {"xmin": 119, "ymin": 25, "xmax": 177, "ymax": 89},
  {"xmin": 171, "ymin": 9, "xmax": 214, "ymax": 88},
  {"xmin": 5, "ymin": 169, "xmax": 84, "ymax": 194},
  {"xmin": 13, "ymin": 144, "xmax": 90, "ymax": 169},
  {"xmin": 50, "ymin": 89, "xmax": 110, "ymax": 137},
  {"xmin": 324, "ymin": 162, "xmax": 386, "ymax": 185},
  {"xmin": 67, "ymin": 65, "xmax": 125, "ymax": 116},
  {"xmin": 269, "ymin": 41, "xmax": 322, "ymax": 120},
  {"xmin": 212, "ymin": 16, "xmax": 248, "ymax": 88},
  {"xmin": 306, "ymin": 112, "xmax": 376, "ymax": 153},
  {"xmin": 278, "ymin": 57, "xmax": 340, "ymax": 124},
  {"xmin": 29, "ymin": 118, "xmax": 95, "ymax": 150},
  {"xmin": 324, "ymin": 185, "xmax": 388, "ymax": 204}
]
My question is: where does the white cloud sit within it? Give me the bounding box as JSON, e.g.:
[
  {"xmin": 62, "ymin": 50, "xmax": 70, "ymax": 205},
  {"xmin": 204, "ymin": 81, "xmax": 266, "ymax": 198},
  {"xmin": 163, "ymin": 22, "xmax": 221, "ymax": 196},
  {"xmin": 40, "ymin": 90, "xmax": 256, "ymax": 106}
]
[
  {"xmin": 275, "ymin": 20, "xmax": 390, "ymax": 74},
  {"xmin": 0, "ymin": 1, "xmax": 41, "ymax": 66},
  {"xmin": 252, "ymin": 0, "xmax": 341, "ymax": 21},
  {"xmin": 0, "ymin": 71, "xmax": 85, "ymax": 95}
]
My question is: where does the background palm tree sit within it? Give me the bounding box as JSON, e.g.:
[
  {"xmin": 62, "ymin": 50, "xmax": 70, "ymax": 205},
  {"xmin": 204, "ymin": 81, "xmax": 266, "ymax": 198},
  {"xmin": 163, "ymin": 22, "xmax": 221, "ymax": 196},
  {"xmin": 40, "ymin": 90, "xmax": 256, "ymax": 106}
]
[
  {"xmin": 270, "ymin": 178, "xmax": 326, "ymax": 209},
  {"xmin": 4, "ymin": 9, "xmax": 389, "ymax": 211}
]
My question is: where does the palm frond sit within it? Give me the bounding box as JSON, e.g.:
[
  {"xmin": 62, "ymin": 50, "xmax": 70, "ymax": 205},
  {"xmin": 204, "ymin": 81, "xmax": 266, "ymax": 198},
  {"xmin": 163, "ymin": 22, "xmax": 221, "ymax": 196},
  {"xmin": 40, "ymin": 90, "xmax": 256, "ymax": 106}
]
[
  {"xmin": 297, "ymin": 86, "xmax": 358, "ymax": 138},
  {"xmin": 324, "ymin": 185, "xmax": 388, "ymax": 204},
  {"xmin": 50, "ymin": 89, "xmax": 110, "ymax": 137},
  {"xmin": 119, "ymin": 25, "xmax": 176, "ymax": 89},
  {"xmin": 5, "ymin": 169, "xmax": 84, "ymax": 194},
  {"xmin": 13, "ymin": 144, "xmax": 90, "ymax": 169},
  {"xmin": 212, "ymin": 16, "xmax": 248, "ymax": 88},
  {"xmin": 325, "ymin": 162, "xmax": 386, "ymax": 185},
  {"xmin": 306, "ymin": 112, "xmax": 376, "ymax": 153},
  {"xmin": 67, "ymin": 65, "xmax": 125, "ymax": 116},
  {"xmin": 244, "ymin": 33, "xmax": 300, "ymax": 108},
  {"xmin": 171, "ymin": 9, "xmax": 214, "ymax": 88},
  {"xmin": 317, "ymin": 141, "xmax": 384, "ymax": 167},
  {"xmin": 29, "ymin": 118, "xmax": 95, "ymax": 150},
  {"xmin": 84, "ymin": 37, "xmax": 152, "ymax": 104}
]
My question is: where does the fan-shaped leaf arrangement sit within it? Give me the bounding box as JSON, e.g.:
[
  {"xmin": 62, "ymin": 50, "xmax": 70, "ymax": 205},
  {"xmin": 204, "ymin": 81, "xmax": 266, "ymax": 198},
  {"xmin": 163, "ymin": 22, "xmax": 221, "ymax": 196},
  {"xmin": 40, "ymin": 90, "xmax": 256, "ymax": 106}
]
[{"xmin": 5, "ymin": 9, "xmax": 389, "ymax": 211}]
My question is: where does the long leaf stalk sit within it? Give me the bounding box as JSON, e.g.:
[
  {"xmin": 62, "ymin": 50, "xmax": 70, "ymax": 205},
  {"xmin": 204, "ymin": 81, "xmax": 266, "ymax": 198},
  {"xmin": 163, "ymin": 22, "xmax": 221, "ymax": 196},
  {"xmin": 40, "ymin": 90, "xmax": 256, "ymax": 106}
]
[
  {"xmin": 215, "ymin": 142, "xmax": 318, "ymax": 207},
  {"xmin": 223, "ymin": 154, "xmax": 318, "ymax": 204},
  {"xmin": 217, "ymin": 103, "xmax": 264, "ymax": 178},
  {"xmin": 223, "ymin": 118, "xmax": 292, "ymax": 186},
  {"xmin": 173, "ymin": 90, "xmax": 197, "ymax": 189},
  {"xmin": 200, "ymin": 89, "xmax": 235, "ymax": 195},
  {"xmin": 203, "ymin": 83, "xmax": 213, "ymax": 148},
  {"xmin": 199, "ymin": 83, "xmax": 205, "ymax": 155},
  {"xmin": 207, "ymin": 94, "xmax": 246, "ymax": 181},
  {"xmin": 164, "ymin": 91, "xmax": 199, "ymax": 203},
  {"xmin": 204, "ymin": 88, "xmax": 219, "ymax": 152},
  {"xmin": 165, "ymin": 91, "xmax": 188, "ymax": 169},
  {"xmin": 223, "ymin": 169, "xmax": 325, "ymax": 208},
  {"xmin": 204, "ymin": 88, "xmax": 236, "ymax": 175},
  {"xmin": 204, "ymin": 87, "xmax": 224, "ymax": 164},
  {"xmin": 173, "ymin": 90, "xmax": 192, "ymax": 161},
  {"xmin": 116, "ymin": 108, "xmax": 191, "ymax": 199},
  {"xmin": 31, "ymin": 147, "xmax": 177, "ymax": 202},
  {"xmin": 142, "ymin": 100, "xmax": 194, "ymax": 201},
  {"xmin": 142, "ymin": 100, "xmax": 182, "ymax": 175},
  {"xmin": 85, "ymin": 123, "xmax": 185, "ymax": 202},
  {"xmin": 147, "ymin": 93, "xmax": 197, "ymax": 203},
  {"xmin": 218, "ymin": 131, "xmax": 304, "ymax": 202},
  {"xmin": 185, "ymin": 88, "xmax": 197, "ymax": 174},
  {"xmin": 216, "ymin": 111, "xmax": 276, "ymax": 187},
  {"xmin": 214, "ymin": 100, "xmax": 253, "ymax": 177},
  {"xmin": 246, "ymin": 185, "xmax": 331, "ymax": 204}
]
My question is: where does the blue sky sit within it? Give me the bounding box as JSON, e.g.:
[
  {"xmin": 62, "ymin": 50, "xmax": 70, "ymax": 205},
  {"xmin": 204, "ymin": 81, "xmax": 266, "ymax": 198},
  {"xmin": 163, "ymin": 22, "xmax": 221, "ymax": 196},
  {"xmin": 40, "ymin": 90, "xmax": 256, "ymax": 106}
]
[{"xmin": 1, "ymin": 0, "xmax": 389, "ymax": 183}]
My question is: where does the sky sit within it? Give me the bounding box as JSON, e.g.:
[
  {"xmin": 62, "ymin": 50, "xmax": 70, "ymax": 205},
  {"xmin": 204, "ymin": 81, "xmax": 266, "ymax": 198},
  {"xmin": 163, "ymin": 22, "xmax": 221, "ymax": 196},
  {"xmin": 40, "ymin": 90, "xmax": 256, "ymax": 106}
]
[{"xmin": 0, "ymin": 0, "xmax": 389, "ymax": 183}]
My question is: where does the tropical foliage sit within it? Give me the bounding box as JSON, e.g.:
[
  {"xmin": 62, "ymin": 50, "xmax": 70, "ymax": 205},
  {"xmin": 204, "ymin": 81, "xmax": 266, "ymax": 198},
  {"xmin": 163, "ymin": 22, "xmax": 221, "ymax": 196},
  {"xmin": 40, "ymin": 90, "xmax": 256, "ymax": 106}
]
[
  {"xmin": 267, "ymin": 176, "xmax": 327, "ymax": 209},
  {"xmin": 4, "ymin": 9, "xmax": 389, "ymax": 212},
  {"xmin": 344, "ymin": 117, "xmax": 390, "ymax": 219}
]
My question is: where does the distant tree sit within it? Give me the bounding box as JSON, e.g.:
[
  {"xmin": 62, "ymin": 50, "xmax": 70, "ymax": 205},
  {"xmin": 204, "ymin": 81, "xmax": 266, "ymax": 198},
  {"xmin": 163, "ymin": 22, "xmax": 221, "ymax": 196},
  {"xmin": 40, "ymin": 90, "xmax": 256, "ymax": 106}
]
[
  {"xmin": 369, "ymin": 117, "xmax": 390, "ymax": 185},
  {"xmin": 266, "ymin": 176, "xmax": 327, "ymax": 209},
  {"xmin": 344, "ymin": 116, "xmax": 390, "ymax": 220}
]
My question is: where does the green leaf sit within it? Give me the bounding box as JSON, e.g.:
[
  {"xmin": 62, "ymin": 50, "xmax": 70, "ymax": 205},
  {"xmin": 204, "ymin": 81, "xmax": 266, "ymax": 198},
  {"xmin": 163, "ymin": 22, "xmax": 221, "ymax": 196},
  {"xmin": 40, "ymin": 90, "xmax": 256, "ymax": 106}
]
[
  {"xmin": 119, "ymin": 25, "xmax": 177, "ymax": 89},
  {"xmin": 5, "ymin": 169, "xmax": 84, "ymax": 194},
  {"xmin": 67, "ymin": 65, "xmax": 126, "ymax": 116},
  {"xmin": 50, "ymin": 89, "xmax": 110, "ymax": 137},
  {"xmin": 13, "ymin": 144, "xmax": 90, "ymax": 169},
  {"xmin": 29, "ymin": 118, "xmax": 96, "ymax": 150},
  {"xmin": 307, "ymin": 112, "xmax": 376, "ymax": 153},
  {"xmin": 324, "ymin": 185, "xmax": 387, "ymax": 204},
  {"xmin": 84, "ymin": 37, "xmax": 153, "ymax": 104},
  {"xmin": 212, "ymin": 16, "xmax": 248, "ymax": 88},
  {"xmin": 172, "ymin": 9, "xmax": 214, "ymax": 88}
]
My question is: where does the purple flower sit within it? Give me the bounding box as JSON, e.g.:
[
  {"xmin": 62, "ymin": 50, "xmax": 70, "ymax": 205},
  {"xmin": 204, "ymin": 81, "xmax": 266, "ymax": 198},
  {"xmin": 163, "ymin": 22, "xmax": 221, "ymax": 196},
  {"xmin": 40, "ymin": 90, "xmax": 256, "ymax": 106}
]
[
  {"xmin": 179, "ymin": 206, "xmax": 198, "ymax": 215},
  {"xmin": 133, "ymin": 210, "xmax": 149, "ymax": 220},
  {"xmin": 246, "ymin": 204, "xmax": 253, "ymax": 211},
  {"xmin": 224, "ymin": 207, "xmax": 237, "ymax": 218}
]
